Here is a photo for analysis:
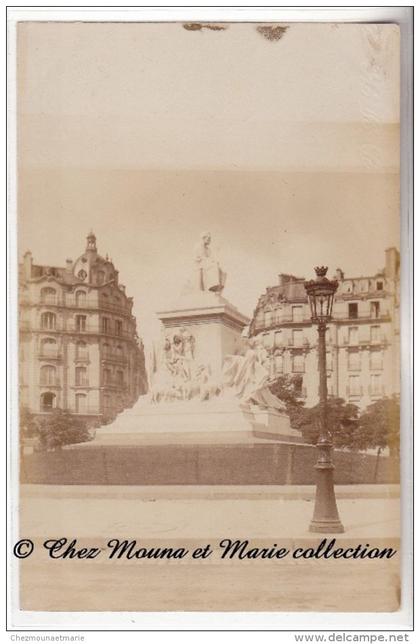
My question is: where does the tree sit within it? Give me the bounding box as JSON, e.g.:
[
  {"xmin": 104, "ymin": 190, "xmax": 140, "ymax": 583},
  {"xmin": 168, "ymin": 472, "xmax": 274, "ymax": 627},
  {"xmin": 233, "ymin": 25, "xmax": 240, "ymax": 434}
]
[
  {"xmin": 356, "ymin": 395, "xmax": 400, "ymax": 457},
  {"xmin": 33, "ymin": 409, "xmax": 92, "ymax": 451},
  {"xmin": 290, "ymin": 396, "xmax": 360, "ymax": 448},
  {"xmin": 19, "ymin": 406, "xmax": 38, "ymax": 440},
  {"xmin": 269, "ymin": 374, "xmax": 305, "ymax": 426}
]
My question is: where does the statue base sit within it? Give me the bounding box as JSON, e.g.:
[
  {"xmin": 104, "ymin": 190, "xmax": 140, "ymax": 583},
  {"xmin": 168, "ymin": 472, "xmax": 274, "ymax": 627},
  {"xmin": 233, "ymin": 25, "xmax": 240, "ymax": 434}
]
[{"xmin": 94, "ymin": 395, "xmax": 302, "ymax": 444}]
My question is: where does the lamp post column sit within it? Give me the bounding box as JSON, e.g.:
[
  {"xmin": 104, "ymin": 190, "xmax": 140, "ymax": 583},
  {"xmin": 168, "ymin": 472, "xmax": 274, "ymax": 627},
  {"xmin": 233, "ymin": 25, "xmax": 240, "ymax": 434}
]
[{"xmin": 309, "ymin": 321, "xmax": 344, "ymax": 533}]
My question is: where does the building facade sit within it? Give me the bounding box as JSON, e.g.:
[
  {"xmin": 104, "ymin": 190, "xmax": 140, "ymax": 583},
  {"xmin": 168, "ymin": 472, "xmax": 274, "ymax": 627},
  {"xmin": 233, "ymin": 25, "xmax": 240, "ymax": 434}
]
[
  {"xmin": 19, "ymin": 232, "xmax": 148, "ymax": 425},
  {"xmin": 249, "ymin": 248, "xmax": 400, "ymax": 409}
]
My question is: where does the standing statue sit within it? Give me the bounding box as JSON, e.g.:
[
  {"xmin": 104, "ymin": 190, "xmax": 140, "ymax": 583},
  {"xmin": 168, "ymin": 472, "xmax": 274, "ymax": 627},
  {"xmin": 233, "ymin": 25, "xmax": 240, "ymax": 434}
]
[{"xmin": 194, "ymin": 232, "xmax": 227, "ymax": 293}]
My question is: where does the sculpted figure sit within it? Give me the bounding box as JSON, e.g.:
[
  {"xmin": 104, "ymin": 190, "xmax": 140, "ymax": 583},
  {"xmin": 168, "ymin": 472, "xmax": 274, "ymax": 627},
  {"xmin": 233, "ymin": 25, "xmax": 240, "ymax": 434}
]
[
  {"xmin": 194, "ymin": 232, "xmax": 226, "ymax": 293},
  {"xmin": 222, "ymin": 337, "xmax": 285, "ymax": 411}
]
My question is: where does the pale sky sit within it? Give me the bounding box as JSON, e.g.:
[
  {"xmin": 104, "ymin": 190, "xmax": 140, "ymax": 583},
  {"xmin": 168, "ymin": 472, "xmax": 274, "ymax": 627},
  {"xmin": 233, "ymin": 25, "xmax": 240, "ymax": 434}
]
[{"xmin": 17, "ymin": 21, "xmax": 400, "ymax": 344}]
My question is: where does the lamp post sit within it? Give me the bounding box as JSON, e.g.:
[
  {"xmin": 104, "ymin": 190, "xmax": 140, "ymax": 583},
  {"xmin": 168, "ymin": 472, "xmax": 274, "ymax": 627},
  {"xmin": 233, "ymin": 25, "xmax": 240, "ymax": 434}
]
[{"xmin": 304, "ymin": 266, "xmax": 344, "ymax": 533}]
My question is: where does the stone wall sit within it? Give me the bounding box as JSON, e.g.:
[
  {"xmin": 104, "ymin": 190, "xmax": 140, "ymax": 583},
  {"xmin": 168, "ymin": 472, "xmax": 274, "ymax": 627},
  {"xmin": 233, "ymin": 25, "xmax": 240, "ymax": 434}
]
[{"xmin": 20, "ymin": 442, "xmax": 399, "ymax": 486}]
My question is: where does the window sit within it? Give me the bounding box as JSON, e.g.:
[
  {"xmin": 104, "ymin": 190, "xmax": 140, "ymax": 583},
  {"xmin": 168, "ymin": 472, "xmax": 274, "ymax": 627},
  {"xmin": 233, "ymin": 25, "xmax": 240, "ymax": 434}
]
[
  {"xmin": 274, "ymin": 309, "xmax": 282, "ymax": 324},
  {"xmin": 292, "ymin": 330, "xmax": 303, "ymax": 347},
  {"xmin": 292, "ymin": 306, "xmax": 303, "ymax": 322},
  {"xmin": 115, "ymin": 320, "xmax": 123, "ymax": 336},
  {"xmin": 348, "ymin": 327, "xmax": 358, "ymax": 345},
  {"xmin": 370, "ymin": 301, "xmax": 380, "ymax": 318},
  {"xmin": 376, "ymin": 281, "xmax": 384, "ymax": 291},
  {"xmin": 348, "ymin": 375, "xmax": 361, "ymax": 396},
  {"xmin": 40, "ymin": 337, "xmax": 57, "ymax": 357},
  {"xmin": 76, "ymin": 315, "xmax": 87, "ymax": 332},
  {"xmin": 40, "ymin": 392, "xmax": 56, "ymax": 412},
  {"xmin": 96, "ymin": 271, "xmax": 105, "ymax": 285},
  {"xmin": 103, "ymin": 394, "xmax": 111, "ymax": 411},
  {"xmin": 116, "ymin": 370, "xmax": 124, "ymax": 385},
  {"xmin": 370, "ymin": 374, "xmax": 382, "ymax": 396},
  {"xmin": 103, "ymin": 368, "xmax": 112, "ymax": 385},
  {"xmin": 103, "ymin": 342, "xmax": 111, "ymax": 357},
  {"xmin": 76, "ymin": 341, "xmax": 88, "ymax": 360},
  {"xmin": 348, "ymin": 349, "xmax": 360, "ymax": 371},
  {"xmin": 370, "ymin": 349, "xmax": 383, "ymax": 370},
  {"xmin": 40, "ymin": 287, "xmax": 56, "ymax": 305},
  {"xmin": 274, "ymin": 331, "xmax": 282, "ymax": 347},
  {"xmin": 40, "ymin": 365, "xmax": 56, "ymax": 386},
  {"xmin": 292, "ymin": 353, "xmax": 305, "ymax": 373},
  {"xmin": 75, "ymin": 290, "xmax": 87, "ymax": 307},
  {"xmin": 359, "ymin": 280, "xmax": 368, "ymax": 292},
  {"xmin": 348, "ymin": 303, "xmax": 358, "ymax": 319},
  {"xmin": 274, "ymin": 354, "xmax": 283, "ymax": 374},
  {"xmin": 41, "ymin": 312, "xmax": 56, "ymax": 330},
  {"xmin": 102, "ymin": 317, "xmax": 110, "ymax": 334},
  {"xmin": 370, "ymin": 325, "xmax": 380, "ymax": 343},
  {"xmin": 75, "ymin": 366, "xmax": 88, "ymax": 386},
  {"xmin": 116, "ymin": 345, "xmax": 123, "ymax": 356},
  {"xmin": 264, "ymin": 310, "xmax": 273, "ymax": 327},
  {"xmin": 75, "ymin": 393, "xmax": 87, "ymax": 414}
]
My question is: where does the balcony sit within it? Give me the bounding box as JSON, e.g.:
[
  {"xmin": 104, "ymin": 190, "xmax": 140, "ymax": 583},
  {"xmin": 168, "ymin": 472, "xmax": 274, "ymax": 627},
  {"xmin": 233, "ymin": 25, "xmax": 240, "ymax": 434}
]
[
  {"xmin": 346, "ymin": 386, "xmax": 363, "ymax": 398},
  {"xmin": 74, "ymin": 379, "xmax": 90, "ymax": 388},
  {"xmin": 102, "ymin": 379, "xmax": 128, "ymax": 390},
  {"xmin": 67, "ymin": 406, "xmax": 101, "ymax": 416},
  {"xmin": 37, "ymin": 351, "xmax": 62, "ymax": 361},
  {"xmin": 65, "ymin": 298, "xmax": 130, "ymax": 315},
  {"xmin": 102, "ymin": 352, "xmax": 129, "ymax": 364},
  {"xmin": 64, "ymin": 324, "xmax": 133, "ymax": 339},
  {"xmin": 40, "ymin": 296, "xmax": 60, "ymax": 306},
  {"xmin": 253, "ymin": 316, "xmax": 311, "ymax": 332},
  {"xmin": 333, "ymin": 311, "xmax": 391, "ymax": 322},
  {"xmin": 39, "ymin": 378, "xmax": 61, "ymax": 388}
]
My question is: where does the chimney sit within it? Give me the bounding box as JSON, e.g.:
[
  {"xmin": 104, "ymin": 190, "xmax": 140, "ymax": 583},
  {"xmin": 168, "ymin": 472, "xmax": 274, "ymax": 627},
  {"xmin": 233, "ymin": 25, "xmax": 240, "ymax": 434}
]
[
  {"xmin": 65, "ymin": 258, "xmax": 73, "ymax": 273},
  {"xmin": 385, "ymin": 247, "xmax": 400, "ymax": 279},
  {"xmin": 23, "ymin": 251, "xmax": 32, "ymax": 280}
]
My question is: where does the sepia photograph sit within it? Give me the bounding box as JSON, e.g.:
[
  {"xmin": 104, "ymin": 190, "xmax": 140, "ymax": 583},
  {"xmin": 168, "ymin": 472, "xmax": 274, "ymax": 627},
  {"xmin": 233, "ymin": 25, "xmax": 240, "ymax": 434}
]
[{"xmin": 8, "ymin": 8, "xmax": 412, "ymax": 631}]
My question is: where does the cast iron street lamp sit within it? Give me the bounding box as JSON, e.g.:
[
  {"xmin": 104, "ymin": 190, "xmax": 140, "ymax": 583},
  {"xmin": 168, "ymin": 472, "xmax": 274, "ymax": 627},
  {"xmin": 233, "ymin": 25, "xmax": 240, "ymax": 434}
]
[{"xmin": 304, "ymin": 266, "xmax": 344, "ymax": 533}]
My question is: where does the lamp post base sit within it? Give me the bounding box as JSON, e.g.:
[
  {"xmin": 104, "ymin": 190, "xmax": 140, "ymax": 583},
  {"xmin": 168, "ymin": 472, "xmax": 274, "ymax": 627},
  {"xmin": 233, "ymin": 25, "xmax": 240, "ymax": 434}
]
[
  {"xmin": 309, "ymin": 460, "xmax": 345, "ymax": 534},
  {"xmin": 309, "ymin": 519, "xmax": 345, "ymax": 534}
]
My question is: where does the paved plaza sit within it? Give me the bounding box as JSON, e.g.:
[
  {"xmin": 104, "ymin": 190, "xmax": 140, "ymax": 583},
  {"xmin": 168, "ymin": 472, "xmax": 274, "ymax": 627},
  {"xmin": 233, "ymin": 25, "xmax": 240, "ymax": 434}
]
[{"xmin": 18, "ymin": 484, "xmax": 401, "ymax": 613}]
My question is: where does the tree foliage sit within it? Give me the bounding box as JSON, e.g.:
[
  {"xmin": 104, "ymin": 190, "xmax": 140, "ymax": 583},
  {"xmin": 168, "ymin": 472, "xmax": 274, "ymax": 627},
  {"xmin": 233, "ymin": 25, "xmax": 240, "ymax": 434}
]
[
  {"xmin": 356, "ymin": 395, "xmax": 400, "ymax": 456},
  {"xmin": 20, "ymin": 407, "xmax": 92, "ymax": 451},
  {"xmin": 291, "ymin": 396, "xmax": 360, "ymax": 447}
]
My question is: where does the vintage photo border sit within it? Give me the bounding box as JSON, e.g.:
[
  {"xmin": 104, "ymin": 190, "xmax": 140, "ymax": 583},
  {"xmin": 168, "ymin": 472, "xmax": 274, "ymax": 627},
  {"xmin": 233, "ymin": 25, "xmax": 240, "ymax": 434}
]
[{"xmin": 5, "ymin": 5, "xmax": 414, "ymax": 633}]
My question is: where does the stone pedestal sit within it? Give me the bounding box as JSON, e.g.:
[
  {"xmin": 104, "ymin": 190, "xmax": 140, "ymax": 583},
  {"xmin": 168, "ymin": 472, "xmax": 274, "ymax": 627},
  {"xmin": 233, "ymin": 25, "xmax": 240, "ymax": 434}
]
[
  {"xmin": 94, "ymin": 290, "xmax": 301, "ymax": 444},
  {"xmin": 95, "ymin": 394, "xmax": 301, "ymax": 444},
  {"xmin": 156, "ymin": 291, "xmax": 249, "ymax": 378}
]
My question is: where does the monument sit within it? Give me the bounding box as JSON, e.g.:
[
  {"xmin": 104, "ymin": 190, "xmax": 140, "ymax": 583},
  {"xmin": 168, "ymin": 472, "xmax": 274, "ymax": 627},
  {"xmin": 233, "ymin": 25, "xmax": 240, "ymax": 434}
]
[{"xmin": 95, "ymin": 233, "xmax": 300, "ymax": 443}]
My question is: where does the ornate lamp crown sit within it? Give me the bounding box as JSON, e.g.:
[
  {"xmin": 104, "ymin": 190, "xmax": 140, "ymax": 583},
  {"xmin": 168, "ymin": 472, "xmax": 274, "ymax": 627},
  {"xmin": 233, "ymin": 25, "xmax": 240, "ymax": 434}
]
[{"xmin": 315, "ymin": 266, "xmax": 328, "ymax": 278}]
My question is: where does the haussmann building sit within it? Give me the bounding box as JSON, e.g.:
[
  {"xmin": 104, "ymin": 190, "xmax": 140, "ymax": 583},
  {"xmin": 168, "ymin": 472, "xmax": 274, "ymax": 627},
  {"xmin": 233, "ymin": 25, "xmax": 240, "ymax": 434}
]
[
  {"xmin": 19, "ymin": 232, "xmax": 148, "ymax": 426},
  {"xmin": 249, "ymin": 247, "xmax": 400, "ymax": 409}
]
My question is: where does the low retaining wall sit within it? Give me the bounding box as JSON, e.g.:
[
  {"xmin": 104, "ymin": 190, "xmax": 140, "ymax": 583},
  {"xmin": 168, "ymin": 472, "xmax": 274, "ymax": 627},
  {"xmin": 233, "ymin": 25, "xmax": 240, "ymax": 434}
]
[{"xmin": 20, "ymin": 442, "xmax": 399, "ymax": 486}]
